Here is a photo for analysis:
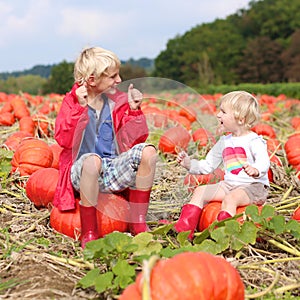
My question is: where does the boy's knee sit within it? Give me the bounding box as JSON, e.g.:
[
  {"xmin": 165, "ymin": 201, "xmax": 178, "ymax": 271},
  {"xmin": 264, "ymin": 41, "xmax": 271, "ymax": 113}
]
[{"xmin": 82, "ymin": 155, "xmax": 102, "ymax": 174}]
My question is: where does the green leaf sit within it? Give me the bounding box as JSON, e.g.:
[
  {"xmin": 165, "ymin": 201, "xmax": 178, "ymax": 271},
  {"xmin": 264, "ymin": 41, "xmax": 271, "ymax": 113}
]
[
  {"xmin": 112, "ymin": 259, "xmax": 136, "ymax": 277},
  {"xmin": 83, "ymin": 238, "xmax": 108, "ymax": 260},
  {"xmin": 268, "ymin": 215, "xmax": 286, "ymax": 234},
  {"xmin": 245, "ymin": 205, "xmax": 263, "ymax": 223},
  {"xmin": 176, "ymin": 231, "xmax": 192, "ymax": 247},
  {"xmin": 132, "ymin": 232, "xmax": 162, "ymax": 256},
  {"xmin": 230, "ymin": 221, "xmax": 258, "ymax": 250},
  {"xmin": 77, "ymin": 268, "xmax": 100, "ymax": 289},
  {"xmin": 94, "ymin": 272, "xmax": 114, "ymax": 293},
  {"xmin": 114, "ymin": 274, "xmax": 135, "ymax": 289},
  {"xmin": 260, "ymin": 205, "xmax": 275, "ymax": 219},
  {"xmin": 286, "ymin": 219, "xmax": 300, "ymax": 239},
  {"xmin": 104, "ymin": 232, "xmax": 133, "ymax": 253},
  {"xmin": 151, "ymin": 223, "xmax": 174, "ymax": 235}
]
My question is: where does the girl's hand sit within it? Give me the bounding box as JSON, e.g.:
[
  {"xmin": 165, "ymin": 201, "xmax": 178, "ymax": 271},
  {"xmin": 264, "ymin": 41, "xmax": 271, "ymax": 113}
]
[
  {"xmin": 243, "ymin": 164, "xmax": 259, "ymax": 177},
  {"xmin": 128, "ymin": 83, "xmax": 143, "ymax": 110},
  {"xmin": 76, "ymin": 83, "xmax": 88, "ymax": 107},
  {"xmin": 176, "ymin": 151, "xmax": 191, "ymax": 170}
]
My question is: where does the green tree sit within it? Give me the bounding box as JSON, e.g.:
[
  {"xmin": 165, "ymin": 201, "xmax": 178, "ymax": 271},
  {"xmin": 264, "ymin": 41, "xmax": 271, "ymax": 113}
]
[
  {"xmin": 281, "ymin": 29, "xmax": 300, "ymax": 82},
  {"xmin": 42, "ymin": 60, "xmax": 74, "ymax": 94},
  {"xmin": 0, "ymin": 75, "xmax": 46, "ymax": 95},
  {"xmin": 120, "ymin": 64, "xmax": 147, "ymax": 81},
  {"xmin": 236, "ymin": 36, "xmax": 284, "ymax": 83}
]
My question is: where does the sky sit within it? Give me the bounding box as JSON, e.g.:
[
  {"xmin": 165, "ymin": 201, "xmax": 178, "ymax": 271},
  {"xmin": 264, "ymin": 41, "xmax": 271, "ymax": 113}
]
[{"xmin": 0, "ymin": 0, "xmax": 251, "ymax": 73}]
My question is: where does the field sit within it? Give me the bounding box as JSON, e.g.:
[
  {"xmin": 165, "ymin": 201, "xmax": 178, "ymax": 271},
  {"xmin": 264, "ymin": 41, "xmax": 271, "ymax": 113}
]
[{"xmin": 0, "ymin": 87, "xmax": 300, "ymax": 299}]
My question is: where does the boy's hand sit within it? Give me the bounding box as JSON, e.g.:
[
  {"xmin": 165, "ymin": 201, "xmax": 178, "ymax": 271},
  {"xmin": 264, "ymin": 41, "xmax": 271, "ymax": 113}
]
[
  {"xmin": 76, "ymin": 83, "xmax": 88, "ymax": 107},
  {"xmin": 176, "ymin": 151, "xmax": 191, "ymax": 170},
  {"xmin": 128, "ymin": 83, "xmax": 143, "ymax": 110}
]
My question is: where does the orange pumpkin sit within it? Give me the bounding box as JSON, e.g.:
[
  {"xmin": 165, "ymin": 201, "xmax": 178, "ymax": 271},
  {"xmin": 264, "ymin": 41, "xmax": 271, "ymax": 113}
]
[
  {"xmin": 251, "ymin": 123, "xmax": 276, "ymax": 138},
  {"xmin": 10, "ymin": 96, "xmax": 30, "ymax": 120},
  {"xmin": 284, "ymin": 134, "xmax": 300, "ymax": 168},
  {"xmin": 184, "ymin": 168, "xmax": 224, "ymax": 192},
  {"xmin": 50, "ymin": 193, "xmax": 129, "ymax": 239},
  {"xmin": 192, "ymin": 128, "xmax": 216, "ymax": 148},
  {"xmin": 19, "ymin": 116, "xmax": 35, "ymax": 136},
  {"xmin": 292, "ymin": 206, "xmax": 300, "ymax": 222},
  {"xmin": 50, "ymin": 199, "xmax": 81, "ymax": 240},
  {"xmin": 11, "ymin": 138, "xmax": 53, "ymax": 176},
  {"xmin": 0, "ymin": 112, "xmax": 15, "ymax": 126},
  {"xmin": 2, "ymin": 131, "xmax": 32, "ymax": 151},
  {"xmin": 96, "ymin": 193, "xmax": 130, "ymax": 237},
  {"xmin": 119, "ymin": 251, "xmax": 244, "ymax": 300},
  {"xmin": 49, "ymin": 143, "xmax": 63, "ymax": 169},
  {"xmin": 198, "ymin": 201, "xmax": 263, "ymax": 231},
  {"xmin": 158, "ymin": 125, "xmax": 191, "ymax": 154},
  {"xmin": 25, "ymin": 167, "xmax": 59, "ymax": 208}
]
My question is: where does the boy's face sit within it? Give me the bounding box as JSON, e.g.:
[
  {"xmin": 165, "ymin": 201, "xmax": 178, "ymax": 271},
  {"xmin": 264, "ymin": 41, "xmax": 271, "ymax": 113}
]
[{"xmin": 95, "ymin": 66, "xmax": 121, "ymax": 94}]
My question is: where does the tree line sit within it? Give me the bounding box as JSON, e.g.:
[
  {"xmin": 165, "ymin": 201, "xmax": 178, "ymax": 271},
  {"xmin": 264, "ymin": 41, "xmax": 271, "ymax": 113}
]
[
  {"xmin": 0, "ymin": 0, "xmax": 299, "ymax": 95},
  {"xmin": 153, "ymin": 0, "xmax": 300, "ymax": 87}
]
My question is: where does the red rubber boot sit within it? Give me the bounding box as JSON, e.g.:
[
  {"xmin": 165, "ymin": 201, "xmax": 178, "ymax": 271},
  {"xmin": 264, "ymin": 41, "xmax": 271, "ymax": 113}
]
[
  {"xmin": 174, "ymin": 204, "xmax": 202, "ymax": 240},
  {"xmin": 128, "ymin": 189, "xmax": 151, "ymax": 235},
  {"xmin": 217, "ymin": 210, "xmax": 232, "ymax": 221},
  {"xmin": 79, "ymin": 204, "xmax": 99, "ymax": 249}
]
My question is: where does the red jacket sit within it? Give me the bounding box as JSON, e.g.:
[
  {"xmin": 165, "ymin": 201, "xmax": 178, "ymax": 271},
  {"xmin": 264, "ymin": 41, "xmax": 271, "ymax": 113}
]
[{"xmin": 53, "ymin": 83, "xmax": 149, "ymax": 210}]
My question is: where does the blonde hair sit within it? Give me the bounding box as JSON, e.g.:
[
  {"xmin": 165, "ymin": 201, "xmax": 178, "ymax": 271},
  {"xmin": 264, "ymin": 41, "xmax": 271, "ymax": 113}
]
[
  {"xmin": 220, "ymin": 91, "xmax": 260, "ymax": 128},
  {"xmin": 74, "ymin": 47, "xmax": 121, "ymax": 85}
]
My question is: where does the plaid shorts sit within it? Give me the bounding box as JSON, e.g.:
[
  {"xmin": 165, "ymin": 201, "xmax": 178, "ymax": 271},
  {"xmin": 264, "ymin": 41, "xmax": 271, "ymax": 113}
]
[{"xmin": 71, "ymin": 143, "xmax": 151, "ymax": 193}]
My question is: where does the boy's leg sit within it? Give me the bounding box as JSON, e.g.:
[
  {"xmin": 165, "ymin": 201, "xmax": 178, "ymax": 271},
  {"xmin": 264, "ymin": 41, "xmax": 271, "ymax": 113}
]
[
  {"xmin": 79, "ymin": 155, "xmax": 102, "ymax": 248},
  {"xmin": 128, "ymin": 145, "xmax": 157, "ymax": 235}
]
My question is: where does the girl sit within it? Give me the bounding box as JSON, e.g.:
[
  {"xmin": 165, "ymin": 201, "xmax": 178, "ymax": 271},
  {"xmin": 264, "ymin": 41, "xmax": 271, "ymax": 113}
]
[{"xmin": 175, "ymin": 91, "xmax": 270, "ymax": 239}]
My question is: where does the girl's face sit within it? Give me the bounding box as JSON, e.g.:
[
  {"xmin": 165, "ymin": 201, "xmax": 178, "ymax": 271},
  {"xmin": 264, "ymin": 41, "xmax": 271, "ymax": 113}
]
[
  {"xmin": 216, "ymin": 102, "xmax": 240, "ymax": 134},
  {"xmin": 95, "ymin": 66, "xmax": 122, "ymax": 94}
]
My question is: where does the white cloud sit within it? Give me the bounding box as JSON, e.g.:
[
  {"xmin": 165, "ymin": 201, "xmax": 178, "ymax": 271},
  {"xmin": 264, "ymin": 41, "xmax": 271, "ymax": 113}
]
[{"xmin": 58, "ymin": 8, "xmax": 131, "ymax": 40}]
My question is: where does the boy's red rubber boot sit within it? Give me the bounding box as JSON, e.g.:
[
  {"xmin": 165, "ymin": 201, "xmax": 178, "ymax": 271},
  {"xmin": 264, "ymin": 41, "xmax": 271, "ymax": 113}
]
[
  {"xmin": 79, "ymin": 204, "xmax": 99, "ymax": 249},
  {"xmin": 217, "ymin": 210, "xmax": 232, "ymax": 221},
  {"xmin": 128, "ymin": 189, "xmax": 151, "ymax": 235},
  {"xmin": 174, "ymin": 204, "xmax": 202, "ymax": 240}
]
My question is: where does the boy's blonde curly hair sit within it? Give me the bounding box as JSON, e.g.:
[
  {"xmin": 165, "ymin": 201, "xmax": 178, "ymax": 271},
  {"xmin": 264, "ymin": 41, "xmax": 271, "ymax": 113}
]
[
  {"xmin": 74, "ymin": 47, "xmax": 121, "ymax": 85},
  {"xmin": 220, "ymin": 91, "xmax": 260, "ymax": 128}
]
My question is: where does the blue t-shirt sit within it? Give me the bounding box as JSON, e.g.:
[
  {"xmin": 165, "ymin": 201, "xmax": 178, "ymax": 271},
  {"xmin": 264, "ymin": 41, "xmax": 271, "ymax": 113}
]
[{"xmin": 77, "ymin": 95, "xmax": 117, "ymax": 159}]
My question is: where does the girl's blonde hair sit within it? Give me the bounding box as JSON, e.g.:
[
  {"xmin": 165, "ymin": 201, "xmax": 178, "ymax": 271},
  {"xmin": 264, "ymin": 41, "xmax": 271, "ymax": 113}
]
[
  {"xmin": 74, "ymin": 47, "xmax": 121, "ymax": 85},
  {"xmin": 220, "ymin": 91, "xmax": 260, "ymax": 128}
]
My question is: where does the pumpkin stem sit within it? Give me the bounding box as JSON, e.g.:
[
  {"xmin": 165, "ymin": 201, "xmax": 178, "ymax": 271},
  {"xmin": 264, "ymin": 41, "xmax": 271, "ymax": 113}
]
[{"xmin": 142, "ymin": 255, "xmax": 160, "ymax": 300}]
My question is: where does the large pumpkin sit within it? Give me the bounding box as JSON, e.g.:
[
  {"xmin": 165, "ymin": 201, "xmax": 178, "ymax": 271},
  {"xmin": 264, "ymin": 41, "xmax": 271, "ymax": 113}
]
[
  {"xmin": 11, "ymin": 138, "xmax": 53, "ymax": 176},
  {"xmin": 50, "ymin": 199, "xmax": 81, "ymax": 240},
  {"xmin": 25, "ymin": 167, "xmax": 59, "ymax": 208},
  {"xmin": 96, "ymin": 193, "xmax": 130, "ymax": 237},
  {"xmin": 198, "ymin": 201, "xmax": 263, "ymax": 231},
  {"xmin": 158, "ymin": 125, "xmax": 191, "ymax": 154},
  {"xmin": 3, "ymin": 131, "xmax": 32, "ymax": 151},
  {"xmin": 50, "ymin": 193, "xmax": 129, "ymax": 239},
  {"xmin": 119, "ymin": 251, "xmax": 244, "ymax": 300}
]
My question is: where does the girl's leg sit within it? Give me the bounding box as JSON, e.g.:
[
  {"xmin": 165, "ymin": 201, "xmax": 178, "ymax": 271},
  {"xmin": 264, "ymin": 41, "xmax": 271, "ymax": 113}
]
[
  {"xmin": 175, "ymin": 183, "xmax": 226, "ymax": 239},
  {"xmin": 128, "ymin": 145, "xmax": 157, "ymax": 235},
  {"xmin": 217, "ymin": 188, "xmax": 251, "ymax": 221},
  {"xmin": 189, "ymin": 183, "xmax": 226, "ymax": 208},
  {"xmin": 79, "ymin": 155, "xmax": 102, "ymax": 248}
]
